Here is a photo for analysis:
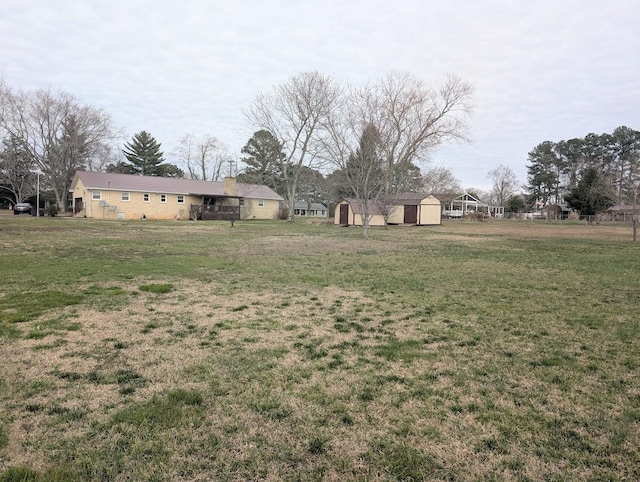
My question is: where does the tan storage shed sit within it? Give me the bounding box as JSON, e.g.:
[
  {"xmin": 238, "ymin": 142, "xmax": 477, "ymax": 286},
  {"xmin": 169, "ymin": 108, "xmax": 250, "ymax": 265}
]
[{"xmin": 335, "ymin": 194, "xmax": 441, "ymax": 226}]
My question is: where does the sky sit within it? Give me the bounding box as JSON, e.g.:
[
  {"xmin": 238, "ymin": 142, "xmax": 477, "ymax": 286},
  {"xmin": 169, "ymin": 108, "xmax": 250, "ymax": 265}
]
[{"xmin": 1, "ymin": 0, "xmax": 639, "ymax": 191}]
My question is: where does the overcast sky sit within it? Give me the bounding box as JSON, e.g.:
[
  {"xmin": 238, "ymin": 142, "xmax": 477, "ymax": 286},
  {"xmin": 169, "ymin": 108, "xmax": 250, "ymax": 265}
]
[{"xmin": 1, "ymin": 0, "xmax": 638, "ymax": 191}]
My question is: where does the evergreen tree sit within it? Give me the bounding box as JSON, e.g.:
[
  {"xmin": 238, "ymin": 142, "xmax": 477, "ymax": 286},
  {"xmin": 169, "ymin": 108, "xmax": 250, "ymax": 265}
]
[
  {"xmin": 565, "ymin": 167, "xmax": 615, "ymax": 221},
  {"xmin": 525, "ymin": 141, "xmax": 561, "ymax": 206},
  {"xmin": 0, "ymin": 134, "xmax": 36, "ymax": 203},
  {"xmin": 47, "ymin": 115, "xmax": 89, "ymax": 208},
  {"xmin": 123, "ymin": 131, "xmax": 171, "ymax": 176},
  {"xmin": 505, "ymin": 194, "xmax": 526, "ymax": 213},
  {"xmin": 237, "ymin": 130, "xmax": 285, "ymax": 194}
]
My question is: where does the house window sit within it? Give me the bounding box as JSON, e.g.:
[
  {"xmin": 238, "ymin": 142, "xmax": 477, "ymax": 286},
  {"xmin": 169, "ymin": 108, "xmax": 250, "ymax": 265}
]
[
  {"xmin": 143, "ymin": 193, "xmax": 150, "ymax": 202},
  {"xmin": 258, "ymin": 199, "xmax": 265, "ymax": 207},
  {"xmin": 121, "ymin": 192, "xmax": 130, "ymax": 202},
  {"xmin": 160, "ymin": 194, "xmax": 167, "ymax": 203},
  {"xmin": 92, "ymin": 190, "xmax": 102, "ymax": 200},
  {"xmin": 177, "ymin": 195, "xmax": 184, "ymax": 204}
]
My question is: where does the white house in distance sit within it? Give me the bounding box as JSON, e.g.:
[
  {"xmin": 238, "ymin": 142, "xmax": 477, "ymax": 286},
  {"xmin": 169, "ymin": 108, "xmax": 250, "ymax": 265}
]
[
  {"xmin": 293, "ymin": 201, "xmax": 328, "ymax": 218},
  {"xmin": 441, "ymin": 193, "xmax": 504, "ymax": 218},
  {"xmin": 70, "ymin": 171, "xmax": 283, "ymax": 221}
]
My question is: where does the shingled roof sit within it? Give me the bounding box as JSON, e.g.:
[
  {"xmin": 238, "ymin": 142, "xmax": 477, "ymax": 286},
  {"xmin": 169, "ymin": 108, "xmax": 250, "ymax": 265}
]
[{"xmin": 71, "ymin": 171, "xmax": 283, "ymax": 200}]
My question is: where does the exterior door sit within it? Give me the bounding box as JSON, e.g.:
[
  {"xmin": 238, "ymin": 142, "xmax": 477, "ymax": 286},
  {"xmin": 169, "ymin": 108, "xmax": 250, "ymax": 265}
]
[
  {"xmin": 404, "ymin": 205, "xmax": 418, "ymax": 224},
  {"xmin": 74, "ymin": 197, "xmax": 83, "ymax": 214},
  {"xmin": 339, "ymin": 204, "xmax": 349, "ymax": 225}
]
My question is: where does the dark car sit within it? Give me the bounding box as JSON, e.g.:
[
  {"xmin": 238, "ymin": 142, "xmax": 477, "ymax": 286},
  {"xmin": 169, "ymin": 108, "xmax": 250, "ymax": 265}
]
[{"xmin": 13, "ymin": 202, "xmax": 33, "ymax": 215}]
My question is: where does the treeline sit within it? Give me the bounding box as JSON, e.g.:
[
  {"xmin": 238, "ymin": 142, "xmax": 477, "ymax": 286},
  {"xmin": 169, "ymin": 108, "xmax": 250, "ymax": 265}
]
[{"xmin": 526, "ymin": 126, "xmax": 640, "ymax": 206}]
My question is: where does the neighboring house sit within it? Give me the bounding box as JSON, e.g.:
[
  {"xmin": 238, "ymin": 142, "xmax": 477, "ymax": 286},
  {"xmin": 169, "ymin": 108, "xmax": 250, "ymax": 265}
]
[
  {"xmin": 70, "ymin": 171, "xmax": 283, "ymax": 221},
  {"xmin": 334, "ymin": 194, "xmax": 441, "ymax": 226},
  {"xmin": 607, "ymin": 204, "xmax": 640, "ymax": 221},
  {"xmin": 441, "ymin": 193, "xmax": 504, "ymax": 218},
  {"xmin": 294, "ymin": 201, "xmax": 328, "ymax": 218},
  {"xmin": 542, "ymin": 203, "xmax": 573, "ymax": 220}
]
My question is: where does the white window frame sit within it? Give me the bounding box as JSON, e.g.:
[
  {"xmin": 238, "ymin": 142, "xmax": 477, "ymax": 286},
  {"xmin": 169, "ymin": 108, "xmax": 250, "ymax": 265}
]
[
  {"xmin": 143, "ymin": 193, "xmax": 150, "ymax": 202},
  {"xmin": 121, "ymin": 192, "xmax": 130, "ymax": 202},
  {"xmin": 92, "ymin": 190, "xmax": 102, "ymax": 200},
  {"xmin": 177, "ymin": 195, "xmax": 184, "ymax": 204},
  {"xmin": 160, "ymin": 194, "xmax": 167, "ymax": 203},
  {"xmin": 258, "ymin": 199, "xmax": 265, "ymax": 208}
]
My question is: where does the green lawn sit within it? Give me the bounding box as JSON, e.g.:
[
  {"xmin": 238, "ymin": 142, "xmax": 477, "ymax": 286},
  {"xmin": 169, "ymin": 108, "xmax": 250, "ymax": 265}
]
[{"xmin": 0, "ymin": 217, "xmax": 638, "ymax": 481}]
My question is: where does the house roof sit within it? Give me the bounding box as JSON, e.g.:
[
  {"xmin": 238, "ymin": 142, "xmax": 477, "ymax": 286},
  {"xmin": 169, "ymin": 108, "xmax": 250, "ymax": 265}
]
[
  {"xmin": 71, "ymin": 171, "xmax": 283, "ymax": 201},
  {"xmin": 608, "ymin": 204, "xmax": 640, "ymax": 213},
  {"xmin": 438, "ymin": 192, "xmax": 480, "ymax": 202},
  {"xmin": 294, "ymin": 201, "xmax": 327, "ymax": 210},
  {"xmin": 542, "ymin": 203, "xmax": 572, "ymax": 213}
]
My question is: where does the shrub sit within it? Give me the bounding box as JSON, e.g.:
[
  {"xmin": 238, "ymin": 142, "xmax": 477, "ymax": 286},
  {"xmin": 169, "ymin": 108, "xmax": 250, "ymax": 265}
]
[{"xmin": 46, "ymin": 205, "xmax": 60, "ymax": 217}]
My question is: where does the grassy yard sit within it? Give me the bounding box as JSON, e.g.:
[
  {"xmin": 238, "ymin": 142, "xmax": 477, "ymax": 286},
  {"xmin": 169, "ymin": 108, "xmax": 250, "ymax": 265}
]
[{"xmin": 0, "ymin": 217, "xmax": 638, "ymax": 481}]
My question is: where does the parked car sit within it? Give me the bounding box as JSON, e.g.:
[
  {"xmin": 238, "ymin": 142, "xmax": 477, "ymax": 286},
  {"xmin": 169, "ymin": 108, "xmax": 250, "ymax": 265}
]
[{"xmin": 13, "ymin": 202, "xmax": 32, "ymax": 215}]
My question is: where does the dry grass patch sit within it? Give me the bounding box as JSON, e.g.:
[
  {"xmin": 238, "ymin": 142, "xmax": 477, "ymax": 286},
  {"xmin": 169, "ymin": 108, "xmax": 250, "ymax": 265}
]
[{"xmin": 1, "ymin": 218, "xmax": 639, "ymax": 480}]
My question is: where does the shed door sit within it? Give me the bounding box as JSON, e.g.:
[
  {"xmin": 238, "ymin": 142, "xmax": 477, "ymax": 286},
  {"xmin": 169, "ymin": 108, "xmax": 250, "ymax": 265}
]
[
  {"xmin": 404, "ymin": 205, "xmax": 418, "ymax": 224},
  {"xmin": 339, "ymin": 204, "xmax": 349, "ymax": 225}
]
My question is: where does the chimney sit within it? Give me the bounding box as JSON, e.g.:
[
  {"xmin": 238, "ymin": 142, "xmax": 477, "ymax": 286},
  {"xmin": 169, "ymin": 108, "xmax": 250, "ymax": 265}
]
[{"xmin": 224, "ymin": 177, "xmax": 237, "ymax": 197}]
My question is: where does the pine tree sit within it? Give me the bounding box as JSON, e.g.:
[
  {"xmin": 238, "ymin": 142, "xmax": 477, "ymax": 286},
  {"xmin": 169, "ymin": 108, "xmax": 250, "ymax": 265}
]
[
  {"xmin": 238, "ymin": 130, "xmax": 286, "ymax": 194},
  {"xmin": 565, "ymin": 167, "xmax": 615, "ymax": 222},
  {"xmin": 122, "ymin": 131, "xmax": 167, "ymax": 176}
]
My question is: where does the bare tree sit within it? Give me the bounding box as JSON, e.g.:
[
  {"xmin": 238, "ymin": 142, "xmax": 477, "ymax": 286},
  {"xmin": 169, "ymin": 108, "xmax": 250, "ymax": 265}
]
[
  {"xmin": 372, "ymin": 73, "xmax": 473, "ymax": 194},
  {"xmin": 487, "ymin": 164, "xmax": 518, "ymax": 207},
  {"xmin": 0, "ymin": 84, "xmax": 116, "ymax": 210},
  {"xmin": 422, "ymin": 164, "xmax": 462, "ymax": 199},
  {"xmin": 173, "ymin": 134, "xmax": 226, "ymax": 181},
  {"xmin": 244, "ymin": 71, "xmax": 341, "ymax": 222},
  {"xmin": 322, "ymin": 73, "xmax": 473, "ymax": 238},
  {"xmin": 320, "ymin": 84, "xmax": 388, "ymax": 237}
]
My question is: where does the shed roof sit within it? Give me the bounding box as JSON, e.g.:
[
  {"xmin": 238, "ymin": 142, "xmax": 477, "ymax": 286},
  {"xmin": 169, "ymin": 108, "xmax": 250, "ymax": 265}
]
[
  {"xmin": 337, "ymin": 199, "xmax": 375, "ymax": 215},
  {"xmin": 389, "ymin": 192, "xmax": 440, "ymax": 205},
  {"xmin": 71, "ymin": 171, "xmax": 283, "ymax": 200},
  {"xmin": 339, "ymin": 194, "xmax": 439, "ymax": 214}
]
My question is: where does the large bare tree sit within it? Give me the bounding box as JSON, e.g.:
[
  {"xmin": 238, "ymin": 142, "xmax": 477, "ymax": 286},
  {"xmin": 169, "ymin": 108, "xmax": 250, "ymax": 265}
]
[
  {"xmin": 244, "ymin": 71, "xmax": 341, "ymax": 221},
  {"xmin": 372, "ymin": 73, "xmax": 473, "ymax": 194},
  {"xmin": 173, "ymin": 134, "xmax": 227, "ymax": 181},
  {"xmin": 322, "ymin": 73, "xmax": 473, "ymax": 237},
  {"xmin": 487, "ymin": 164, "xmax": 518, "ymax": 207},
  {"xmin": 0, "ymin": 84, "xmax": 116, "ymax": 210},
  {"xmin": 422, "ymin": 165, "xmax": 462, "ymax": 199}
]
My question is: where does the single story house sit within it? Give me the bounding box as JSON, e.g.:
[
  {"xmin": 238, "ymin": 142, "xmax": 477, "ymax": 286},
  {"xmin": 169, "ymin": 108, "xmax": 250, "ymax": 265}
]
[
  {"xmin": 441, "ymin": 193, "xmax": 504, "ymax": 218},
  {"xmin": 70, "ymin": 171, "xmax": 283, "ymax": 221},
  {"xmin": 542, "ymin": 203, "xmax": 573, "ymax": 220},
  {"xmin": 334, "ymin": 194, "xmax": 441, "ymax": 226},
  {"xmin": 607, "ymin": 204, "xmax": 640, "ymax": 221},
  {"xmin": 294, "ymin": 201, "xmax": 328, "ymax": 218}
]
